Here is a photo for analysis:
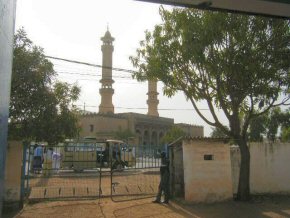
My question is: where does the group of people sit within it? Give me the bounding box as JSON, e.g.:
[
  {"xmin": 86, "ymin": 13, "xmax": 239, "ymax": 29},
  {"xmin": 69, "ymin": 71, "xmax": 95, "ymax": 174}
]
[{"xmin": 32, "ymin": 144, "xmax": 62, "ymax": 175}]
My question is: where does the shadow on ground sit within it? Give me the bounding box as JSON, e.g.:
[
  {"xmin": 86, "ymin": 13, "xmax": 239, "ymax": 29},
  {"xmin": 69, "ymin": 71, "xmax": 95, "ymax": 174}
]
[
  {"xmin": 2, "ymin": 203, "xmax": 22, "ymax": 218},
  {"xmin": 6, "ymin": 195, "xmax": 290, "ymax": 218},
  {"xmin": 169, "ymin": 195, "xmax": 290, "ymax": 218}
]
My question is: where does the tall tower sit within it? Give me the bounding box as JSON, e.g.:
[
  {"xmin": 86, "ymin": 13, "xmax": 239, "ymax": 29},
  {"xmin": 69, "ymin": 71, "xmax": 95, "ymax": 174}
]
[
  {"xmin": 99, "ymin": 29, "xmax": 115, "ymax": 114},
  {"xmin": 147, "ymin": 80, "xmax": 159, "ymax": 116}
]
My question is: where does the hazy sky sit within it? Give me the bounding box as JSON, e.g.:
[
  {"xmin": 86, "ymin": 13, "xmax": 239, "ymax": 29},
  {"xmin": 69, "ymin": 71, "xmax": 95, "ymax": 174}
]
[{"xmin": 15, "ymin": 0, "xmax": 227, "ymax": 136}]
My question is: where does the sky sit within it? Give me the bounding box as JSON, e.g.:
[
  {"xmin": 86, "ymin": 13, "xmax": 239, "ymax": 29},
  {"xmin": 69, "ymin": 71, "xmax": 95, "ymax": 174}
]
[{"xmin": 15, "ymin": 0, "xmax": 228, "ymax": 137}]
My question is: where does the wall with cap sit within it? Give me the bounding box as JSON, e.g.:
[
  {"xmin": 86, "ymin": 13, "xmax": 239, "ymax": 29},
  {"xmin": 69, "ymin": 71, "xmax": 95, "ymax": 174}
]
[
  {"xmin": 183, "ymin": 139, "xmax": 233, "ymax": 203},
  {"xmin": 231, "ymin": 142, "xmax": 290, "ymax": 194}
]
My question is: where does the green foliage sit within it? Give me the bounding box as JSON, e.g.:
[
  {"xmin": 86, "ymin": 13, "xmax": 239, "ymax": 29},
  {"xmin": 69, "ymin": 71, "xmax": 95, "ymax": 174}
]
[
  {"xmin": 281, "ymin": 127, "xmax": 290, "ymax": 142},
  {"xmin": 277, "ymin": 109, "xmax": 290, "ymax": 142},
  {"xmin": 266, "ymin": 107, "xmax": 282, "ymax": 142},
  {"xmin": 161, "ymin": 126, "xmax": 185, "ymax": 144},
  {"xmin": 248, "ymin": 113, "xmax": 268, "ymax": 142},
  {"xmin": 130, "ymin": 8, "xmax": 290, "ymax": 201},
  {"xmin": 210, "ymin": 126, "xmax": 229, "ymax": 138},
  {"xmin": 248, "ymin": 108, "xmax": 290, "ymax": 142},
  {"xmin": 130, "ymin": 8, "xmax": 290, "ymax": 139},
  {"xmin": 9, "ymin": 28, "xmax": 81, "ymax": 144}
]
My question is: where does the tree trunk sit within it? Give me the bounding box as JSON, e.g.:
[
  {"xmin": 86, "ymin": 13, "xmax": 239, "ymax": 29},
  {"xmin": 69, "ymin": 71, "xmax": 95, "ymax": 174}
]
[{"xmin": 236, "ymin": 138, "xmax": 251, "ymax": 201}]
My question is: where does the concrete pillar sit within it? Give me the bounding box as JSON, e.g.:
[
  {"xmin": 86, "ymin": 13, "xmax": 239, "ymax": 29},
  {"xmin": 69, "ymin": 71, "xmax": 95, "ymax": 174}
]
[
  {"xmin": 0, "ymin": 0, "xmax": 17, "ymax": 214},
  {"xmin": 4, "ymin": 142, "xmax": 22, "ymax": 207}
]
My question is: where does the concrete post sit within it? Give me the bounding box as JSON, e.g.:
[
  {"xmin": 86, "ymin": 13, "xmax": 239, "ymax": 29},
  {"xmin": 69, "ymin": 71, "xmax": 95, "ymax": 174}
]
[{"xmin": 0, "ymin": 0, "xmax": 17, "ymax": 215}]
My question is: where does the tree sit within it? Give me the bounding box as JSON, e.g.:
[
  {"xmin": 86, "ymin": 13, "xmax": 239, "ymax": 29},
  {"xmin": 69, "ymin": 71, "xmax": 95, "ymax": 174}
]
[
  {"xmin": 281, "ymin": 127, "xmax": 290, "ymax": 142},
  {"xmin": 9, "ymin": 28, "xmax": 81, "ymax": 144},
  {"xmin": 130, "ymin": 8, "xmax": 290, "ymax": 200},
  {"xmin": 248, "ymin": 108, "xmax": 290, "ymax": 142},
  {"xmin": 161, "ymin": 126, "xmax": 185, "ymax": 144},
  {"xmin": 210, "ymin": 126, "xmax": 229, "ymax": 138},
  {"xmin": 266, "ymin": 107, "xmax": 282, "ymax": 142},
  {"xmin": 279, "ymin": 109, "xmax": 290, "ymax": 142},
  {"xmin": 248, "ymin": 113, "xmax": 268, "ymax": 142}
]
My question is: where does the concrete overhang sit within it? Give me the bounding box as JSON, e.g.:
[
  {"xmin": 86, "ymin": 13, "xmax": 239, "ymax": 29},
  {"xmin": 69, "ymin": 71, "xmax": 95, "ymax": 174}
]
[{"xmin": 136, "ymin": 0, "xmax": 290, "ymax": 19}]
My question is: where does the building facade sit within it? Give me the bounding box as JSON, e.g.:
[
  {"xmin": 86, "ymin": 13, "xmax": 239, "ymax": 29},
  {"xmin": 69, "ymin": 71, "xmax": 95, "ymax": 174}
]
[
  {"xmin": 79, "ymin": 30, "xmax": 203, "ymax": 146},
  {"xmin": 175, "ymin": 123, "xmax": 204, "ymax": 138}
]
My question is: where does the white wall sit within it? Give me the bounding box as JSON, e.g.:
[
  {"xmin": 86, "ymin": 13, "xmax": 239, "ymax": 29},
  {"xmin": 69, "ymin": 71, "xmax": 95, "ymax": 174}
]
[
  {"xmin": 231, "ymin": 142, "xmax": 290, "ymax": 194},
  {"xmin": 183, "ymin": 139, "xmax": 233, "ymax": 203}
]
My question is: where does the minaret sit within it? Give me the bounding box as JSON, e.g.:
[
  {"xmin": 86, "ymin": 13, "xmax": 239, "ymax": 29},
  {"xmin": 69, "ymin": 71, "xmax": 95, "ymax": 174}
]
[
  {"xmin": 147, "ymin": 80, "xmax": 159, "ymax": 116},
  {"xmin": 99, "ymin": 29, "xmax": 115, "ymax": 114}
]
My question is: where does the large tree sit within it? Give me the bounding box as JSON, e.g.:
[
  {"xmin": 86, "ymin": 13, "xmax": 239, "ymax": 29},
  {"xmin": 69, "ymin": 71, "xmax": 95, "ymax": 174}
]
[
  {"xmin": 210, "ymin": 126, "xmax": 229, "ymax": 138},
  {"xmin": 280, "ymin": 109, "xmax": 290, "ymax": 142},
  {"xmin": 130, "ymin": 8, "xmax": 290, "ymax": 200},
  {"xmin": 266, "ymin": 107, "xmax": 282, "ymax": 142},
  {"xmin": 248, "ymin": 108, "xmax": 290, "ymax": 142},
  {"xmin": 9, "ymin": 28, "xmax": 81, "ymax": 144},
  {"xmin": 161, "ymin": 126, "xmax": 185, "ymax": 144},
  {"xmin": 248, "ymin": 113, "xmax": 268, "ymax": 142}
]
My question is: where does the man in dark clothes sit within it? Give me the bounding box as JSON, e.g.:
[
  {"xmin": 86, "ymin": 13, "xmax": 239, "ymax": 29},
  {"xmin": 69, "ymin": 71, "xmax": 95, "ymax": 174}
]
[{"xmin": 153, "ymin": 151, "xmax": 170, "ymax": 204}]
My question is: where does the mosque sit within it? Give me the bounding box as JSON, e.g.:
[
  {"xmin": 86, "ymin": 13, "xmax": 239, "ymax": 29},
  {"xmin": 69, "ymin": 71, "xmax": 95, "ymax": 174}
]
[{"xmin": 79, "ymin": 30, "xmax": 203, "ymax": 146}]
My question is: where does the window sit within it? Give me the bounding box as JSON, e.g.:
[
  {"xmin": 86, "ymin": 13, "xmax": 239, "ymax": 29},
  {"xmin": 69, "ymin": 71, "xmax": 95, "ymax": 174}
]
[
  {"xmin": 204, "ymin": 154, "xmax": 214, "ymax": 160},
  {"xmin": 90, "ymin": 124, "xmax": 94, "ymax": 132}
]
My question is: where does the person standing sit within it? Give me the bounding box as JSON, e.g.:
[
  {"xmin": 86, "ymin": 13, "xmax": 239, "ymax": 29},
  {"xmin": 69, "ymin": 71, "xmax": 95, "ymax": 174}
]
[
  {"xmin": 33, "ymin": 144, "xmax": 43, "ymax": 174},
  {"xmin": 153, "ymin": 151, "xmax": 170, "ymax": 204},
  {"xmin": 43, "ymin": 147, "xmax": 53, "ymax": 176},
  {"xmin": 52, "ymin": 150, "xmax": 62, "ymax": 174}
]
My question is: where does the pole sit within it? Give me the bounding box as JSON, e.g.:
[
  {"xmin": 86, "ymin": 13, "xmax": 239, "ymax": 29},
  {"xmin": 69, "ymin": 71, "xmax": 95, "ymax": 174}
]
[
  {"xmin": 20, "ymin": 142, "xmax": 28, "ymax": 206},
  {"xmin": 0, "ymin": 0, "xmax": 17, "ymax": 215}
]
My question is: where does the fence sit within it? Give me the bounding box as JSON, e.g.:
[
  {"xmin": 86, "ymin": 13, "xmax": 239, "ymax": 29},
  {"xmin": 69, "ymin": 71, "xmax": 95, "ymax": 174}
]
[{"xmin": 22, "ymin": 142, "xmax": 164, "ymax": 202}]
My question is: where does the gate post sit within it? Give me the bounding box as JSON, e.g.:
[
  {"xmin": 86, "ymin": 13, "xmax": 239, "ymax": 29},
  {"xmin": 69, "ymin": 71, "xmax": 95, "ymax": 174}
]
[
  {"xmin": 0, "ymin": 0, "xmax": 17, "ymax": 213},
  {"xmin": 20, "ymin": 141, "xmax": 28, "ymax": 205},
  {"xmin": 99, "ymin": 149, "xmax": 103, "ymax": 200}
]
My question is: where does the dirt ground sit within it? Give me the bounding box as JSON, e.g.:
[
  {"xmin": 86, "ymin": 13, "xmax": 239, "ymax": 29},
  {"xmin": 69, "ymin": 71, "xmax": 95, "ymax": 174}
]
[
  {"xmin": 28, "ymin": 169, "xmax": 160, "ymax": 199},
  {"xmin": 9, "ymin": 168, "xmax": 290, "ymax": 218},
  {"xmin": 5, "ymin": 195, "xmax": 290, "ymax": 218}
]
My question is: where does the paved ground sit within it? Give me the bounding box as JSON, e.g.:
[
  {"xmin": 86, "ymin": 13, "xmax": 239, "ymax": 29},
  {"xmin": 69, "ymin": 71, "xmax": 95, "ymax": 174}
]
[{"xmin": 5, "ymin": 195, "xmax": 290, "ymax": 218}]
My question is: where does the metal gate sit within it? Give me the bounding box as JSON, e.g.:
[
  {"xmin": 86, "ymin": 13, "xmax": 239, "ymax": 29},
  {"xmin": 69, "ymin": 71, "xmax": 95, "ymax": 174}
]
[
  {"xmin": 22, "ymin": 142, "xmax": 164, "ymax": 202},
  {"xmin": 22, "ymin": 142, "xmax": 103, "ymax": 201},
  {"xmin": 111, "ymin": 145, "xmax": 163, "ymax": 202}
]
